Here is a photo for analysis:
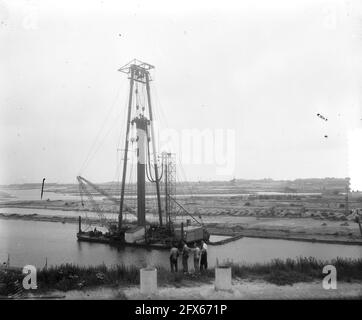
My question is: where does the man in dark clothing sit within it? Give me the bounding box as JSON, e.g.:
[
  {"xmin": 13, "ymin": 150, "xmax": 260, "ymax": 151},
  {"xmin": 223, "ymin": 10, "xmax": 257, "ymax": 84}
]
[
  {"xmin": 200, "ymin": 240, "xmax": 208, "ymax": 271},
  {"xmin": 169, "ymin": 243, "xmax": 179, "ymax": 272}
]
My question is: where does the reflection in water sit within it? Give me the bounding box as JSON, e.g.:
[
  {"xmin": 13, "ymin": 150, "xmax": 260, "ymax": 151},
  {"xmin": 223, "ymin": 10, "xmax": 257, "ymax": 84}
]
[{"xmin": 0, "ymin": 219, "xmax": 361, "ymax": 269}]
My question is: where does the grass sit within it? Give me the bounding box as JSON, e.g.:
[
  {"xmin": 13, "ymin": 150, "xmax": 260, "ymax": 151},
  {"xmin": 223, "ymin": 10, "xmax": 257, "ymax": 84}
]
[
  {"xmin": 1, "ymin": 257, "xmax": 361, "ymax": 295},
  {"xmin": 230, "ymin": 257, "xmax": 362, "ymax": 285},
  {"xmin": 37, "ymin": 264, "xmax": 140, "ymax": 291}
]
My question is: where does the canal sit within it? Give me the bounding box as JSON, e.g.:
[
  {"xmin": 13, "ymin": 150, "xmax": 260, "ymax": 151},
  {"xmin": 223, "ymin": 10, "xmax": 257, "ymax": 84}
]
[{"xmin": 1, "ymin": 219, "xmax": 361, "ymax": 270}]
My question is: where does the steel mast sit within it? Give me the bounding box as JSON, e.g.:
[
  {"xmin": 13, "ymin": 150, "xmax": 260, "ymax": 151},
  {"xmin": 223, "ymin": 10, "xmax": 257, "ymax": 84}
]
[{"xmin": 118, "ymin": 59, "xmax": 163, "ymax": 229}]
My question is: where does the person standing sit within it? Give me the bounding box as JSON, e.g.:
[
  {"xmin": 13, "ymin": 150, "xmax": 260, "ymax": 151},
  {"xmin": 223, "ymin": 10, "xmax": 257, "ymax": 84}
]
[
  {"xmin": 193, "ymin": 242, "xmax": 201, "ymax": 273},
  {"xmin": 169, "ymin": 243, "xmax": 179, "ymax": 272},
  {"xmin": 200, "ymin": 240, "xmax": 208, "ymax": 271},
  {"xmin": 181, "ymin": 241, "xmax": 190, "ymax": 274}
]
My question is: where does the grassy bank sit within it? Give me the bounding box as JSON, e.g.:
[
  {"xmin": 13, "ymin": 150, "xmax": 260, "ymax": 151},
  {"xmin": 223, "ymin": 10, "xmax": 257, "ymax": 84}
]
[
  {"xmin": 1, "ymin": 257, "xmax": 361, "ymax": 296},
  {"xmin": 230, "ymin": 257, "xmax": 362, "ymax": 285}
]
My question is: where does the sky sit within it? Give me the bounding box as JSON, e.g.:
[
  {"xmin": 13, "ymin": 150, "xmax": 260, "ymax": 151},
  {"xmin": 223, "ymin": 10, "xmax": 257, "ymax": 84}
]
[{"xmin": 0, "ymin": 0, "xmax": 361, "ymax": 186}]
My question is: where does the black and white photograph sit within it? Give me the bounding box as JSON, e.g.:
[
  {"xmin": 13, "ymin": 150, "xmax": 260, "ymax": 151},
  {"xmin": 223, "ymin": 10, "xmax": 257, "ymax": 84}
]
[{"xmin": 0, "ymin": 0, "xmax": 362, "ymax": 307}]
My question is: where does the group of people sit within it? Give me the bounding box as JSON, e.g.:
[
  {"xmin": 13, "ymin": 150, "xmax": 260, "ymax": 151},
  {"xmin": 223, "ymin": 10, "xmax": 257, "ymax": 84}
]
[{"xmin": 169, "ymin": 240, "xmax": 208, "ymax": 274}]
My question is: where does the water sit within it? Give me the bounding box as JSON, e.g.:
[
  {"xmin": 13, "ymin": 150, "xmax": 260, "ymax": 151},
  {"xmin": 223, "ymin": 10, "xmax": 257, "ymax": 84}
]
[
  {"xmin": 0, "ymin": 207, "xmax": 84, "ymax": 218},
  {"xmin": 0, "ymin": 189, "xmax": 83, "ymax": 202},
  {"xmin": 0, "ymin": 187, "xmax": 323, "ymax": 204},
  {"xmin": 0, "ymin": 207, "xmax": 159, "ymax": 224},
  {"xmin": 0, "ymin": 219, "xmax": 360, "ymax": 270}
]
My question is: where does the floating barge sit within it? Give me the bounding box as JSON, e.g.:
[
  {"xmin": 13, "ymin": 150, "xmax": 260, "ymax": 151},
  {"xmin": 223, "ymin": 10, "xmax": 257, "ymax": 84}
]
[{"xmin": 77, "ymin": 216, "xmax": 209, "ymax": 249}]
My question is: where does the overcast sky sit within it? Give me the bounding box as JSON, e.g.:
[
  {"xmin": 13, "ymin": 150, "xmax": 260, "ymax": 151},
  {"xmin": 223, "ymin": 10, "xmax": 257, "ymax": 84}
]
[{"xmin": 0, "ymin": 0, "xmax": 361, "ymax": 184}]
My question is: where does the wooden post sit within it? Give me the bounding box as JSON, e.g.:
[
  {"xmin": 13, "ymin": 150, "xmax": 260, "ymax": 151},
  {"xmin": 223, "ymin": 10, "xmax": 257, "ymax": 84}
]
[{"xmin": 78, "ymin": 216, "xmax": 82, "ymax": 233}]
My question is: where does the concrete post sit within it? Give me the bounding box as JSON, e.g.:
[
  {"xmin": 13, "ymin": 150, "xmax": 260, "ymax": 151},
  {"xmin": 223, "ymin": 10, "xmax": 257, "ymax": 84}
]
[
  {"xmin": 215, "ymin": 266, "xmax": 232, "ymax": 291},
  {"xmin": 140, "ymin": 267, "xmax": 157, "ymax": 294}
]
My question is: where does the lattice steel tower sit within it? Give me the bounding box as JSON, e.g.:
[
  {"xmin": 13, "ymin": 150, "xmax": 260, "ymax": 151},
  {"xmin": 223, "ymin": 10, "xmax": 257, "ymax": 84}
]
[{"xmin": 161, "ymin": 152, "xmax": 176, "ymax": 230}]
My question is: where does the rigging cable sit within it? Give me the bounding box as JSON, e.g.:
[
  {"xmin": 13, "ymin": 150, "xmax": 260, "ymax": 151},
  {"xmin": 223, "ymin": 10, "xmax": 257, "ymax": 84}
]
[{"xmin": 79, "ymin": 81, "xmax": 125, "ymax": 175}]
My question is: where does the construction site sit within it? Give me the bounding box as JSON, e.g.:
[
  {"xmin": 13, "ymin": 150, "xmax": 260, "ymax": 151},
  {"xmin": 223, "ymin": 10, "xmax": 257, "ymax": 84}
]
[
  {"xmin": 1, "ymin": 0, "xmax": 362, "ymax": 303},
  {"xmin": 75, "ymin": 60, "xmax": 211, "ymax": 249}
]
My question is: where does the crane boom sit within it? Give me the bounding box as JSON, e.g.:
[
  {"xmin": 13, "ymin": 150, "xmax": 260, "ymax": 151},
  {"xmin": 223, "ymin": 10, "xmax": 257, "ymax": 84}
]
[
  {"xmin": 169, "ymin": 195, "xmax": 202, "ymax": 226},
  {"xmin": 77, "ymin": 176, "xmax": 133, "ymax": 211},
  {"xmin": 78, "ymin": 177, "xmax": 109, "ymax": 228},
  {"xmin": 77, "ymin": 175, "xmax": 139, "ymax": 231}
]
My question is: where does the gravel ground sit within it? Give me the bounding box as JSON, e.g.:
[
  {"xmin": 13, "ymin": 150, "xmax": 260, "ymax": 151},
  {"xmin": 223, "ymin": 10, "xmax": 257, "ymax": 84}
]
[{"xmin": 47, "ymin": 280, "xmax": 362, "ymax": 300}]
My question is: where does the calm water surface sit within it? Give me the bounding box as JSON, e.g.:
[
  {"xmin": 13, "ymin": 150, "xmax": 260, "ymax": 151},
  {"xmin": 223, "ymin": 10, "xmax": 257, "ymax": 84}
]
[{"xmin": 0, "ymin": 219, "xmax": 361, "ymax": 270}]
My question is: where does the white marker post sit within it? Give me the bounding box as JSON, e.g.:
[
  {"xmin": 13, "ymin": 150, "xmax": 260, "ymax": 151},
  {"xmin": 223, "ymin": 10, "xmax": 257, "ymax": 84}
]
[
  {"xmin": 140, "ymin": 267, "xmax": 157, "ymax": 294},
  {"xmin": 215, "ymin": 265, "xmax": 232, "ymax": 291}
]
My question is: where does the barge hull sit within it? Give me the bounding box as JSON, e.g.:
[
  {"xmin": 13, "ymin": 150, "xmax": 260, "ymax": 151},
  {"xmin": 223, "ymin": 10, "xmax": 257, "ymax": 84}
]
[{"xmin": 77, "ymin": 233, "xmax": 171, "ymax": 250}]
